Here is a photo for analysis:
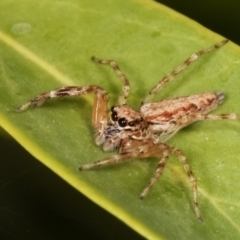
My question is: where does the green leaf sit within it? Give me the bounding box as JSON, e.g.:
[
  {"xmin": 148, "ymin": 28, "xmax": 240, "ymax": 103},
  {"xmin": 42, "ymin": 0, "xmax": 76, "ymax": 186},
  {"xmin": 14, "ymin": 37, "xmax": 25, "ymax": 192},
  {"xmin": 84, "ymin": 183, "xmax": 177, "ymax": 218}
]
[{"xmin": 1, "ymin": 0, "xmax": 240, "ymax": 239}]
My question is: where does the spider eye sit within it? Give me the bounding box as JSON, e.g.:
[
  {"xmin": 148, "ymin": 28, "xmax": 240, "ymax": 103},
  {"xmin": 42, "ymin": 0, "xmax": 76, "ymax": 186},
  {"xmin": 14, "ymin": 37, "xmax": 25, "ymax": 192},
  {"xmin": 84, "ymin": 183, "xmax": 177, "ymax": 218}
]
[
  {"xmin": 111, "ymin": 111, "xmax": 118, "ymax": 121},
  {"xmin": 118, "ymin": 118, "xmax": 127, "ymax": 127},
  {"xmin": 128, "ymin": 121, "xmax": 135, "ymax": 127}
]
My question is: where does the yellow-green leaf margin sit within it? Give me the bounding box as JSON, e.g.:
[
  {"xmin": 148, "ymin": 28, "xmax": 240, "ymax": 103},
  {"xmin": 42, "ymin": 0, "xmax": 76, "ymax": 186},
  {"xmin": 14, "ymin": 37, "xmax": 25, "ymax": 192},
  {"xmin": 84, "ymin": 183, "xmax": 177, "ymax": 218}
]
[{"xmin": 0, "ymin": 0, "xmax": 240, "ymax": 239}]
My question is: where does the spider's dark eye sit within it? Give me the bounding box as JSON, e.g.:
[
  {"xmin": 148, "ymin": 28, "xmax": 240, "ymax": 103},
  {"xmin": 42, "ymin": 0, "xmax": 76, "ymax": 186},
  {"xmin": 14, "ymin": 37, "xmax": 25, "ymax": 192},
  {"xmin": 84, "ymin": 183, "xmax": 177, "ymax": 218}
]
[
  {"xmin": 118, "ymin": 118, "xmax": 127, "ymax": 127},
  {"xmin": 128, "ymin": 121, "xmax": 135, "ymax": 127},
  {"xmin": 111, "ymin": 111, "xmax": 118, "ymax": 121}
]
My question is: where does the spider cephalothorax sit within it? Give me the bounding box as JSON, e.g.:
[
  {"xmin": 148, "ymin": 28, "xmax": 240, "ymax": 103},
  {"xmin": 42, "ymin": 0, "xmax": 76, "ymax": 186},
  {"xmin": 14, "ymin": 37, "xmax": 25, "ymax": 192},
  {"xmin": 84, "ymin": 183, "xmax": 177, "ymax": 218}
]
[
  {"xmin": 18, "ymin": 39, "xmax": 239, "ymax": 221},
  {"xmin": 99, "ymin": 105, "xmax": 149, "ymax": 151}
]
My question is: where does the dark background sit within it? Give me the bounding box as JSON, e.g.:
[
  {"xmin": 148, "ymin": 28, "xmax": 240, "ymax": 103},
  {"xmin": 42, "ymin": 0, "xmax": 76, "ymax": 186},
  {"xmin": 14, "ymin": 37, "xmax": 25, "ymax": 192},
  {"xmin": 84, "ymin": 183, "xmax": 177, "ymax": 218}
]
[
  {"xmin": 1, "ymin": 1, "xmax": 240, "ymax": 239},
  {"xmin": 158, "ymin": 0, "xmax": 240, "ymax": 45}
]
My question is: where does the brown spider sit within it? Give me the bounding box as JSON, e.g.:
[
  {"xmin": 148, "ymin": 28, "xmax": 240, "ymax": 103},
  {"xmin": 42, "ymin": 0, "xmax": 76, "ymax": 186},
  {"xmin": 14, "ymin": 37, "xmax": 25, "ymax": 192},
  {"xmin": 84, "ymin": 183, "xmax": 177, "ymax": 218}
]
[{"xmin": 17, "ymin": 39, "xmax": 238, "ymax": 221}]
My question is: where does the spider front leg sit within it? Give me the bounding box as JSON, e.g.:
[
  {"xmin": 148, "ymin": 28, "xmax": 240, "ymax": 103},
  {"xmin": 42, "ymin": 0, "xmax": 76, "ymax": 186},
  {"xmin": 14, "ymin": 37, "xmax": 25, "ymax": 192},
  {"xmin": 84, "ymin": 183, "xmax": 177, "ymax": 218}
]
[
  {"xmin": 79, "ymin": 139, "xmax": 202, "ymax": 221},
  {"xmin": 16, "ymin": 85, "xmax": 108, "ymax": 130},
  {"xmin": 78, "ymin": 152, "xmax": 139, "ymax": 171},
  {"xmin": 78, "ymin": 139, "xmax": 154, "ymax": 171}
]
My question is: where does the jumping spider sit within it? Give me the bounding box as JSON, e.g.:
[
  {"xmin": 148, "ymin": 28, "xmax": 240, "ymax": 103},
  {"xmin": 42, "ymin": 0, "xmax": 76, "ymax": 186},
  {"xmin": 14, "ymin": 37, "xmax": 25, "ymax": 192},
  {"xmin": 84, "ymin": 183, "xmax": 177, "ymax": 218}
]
[{"xmin": 17, "ymin": 39, "xmax": 238, "ymax": 221}]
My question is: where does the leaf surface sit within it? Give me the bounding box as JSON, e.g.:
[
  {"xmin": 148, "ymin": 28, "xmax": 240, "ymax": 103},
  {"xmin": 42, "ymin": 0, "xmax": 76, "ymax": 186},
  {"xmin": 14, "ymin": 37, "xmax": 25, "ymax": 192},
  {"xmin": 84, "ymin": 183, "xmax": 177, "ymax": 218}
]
[{"xmin": 1, "ymin": 0, "xmax": 240, "ymax": 239}]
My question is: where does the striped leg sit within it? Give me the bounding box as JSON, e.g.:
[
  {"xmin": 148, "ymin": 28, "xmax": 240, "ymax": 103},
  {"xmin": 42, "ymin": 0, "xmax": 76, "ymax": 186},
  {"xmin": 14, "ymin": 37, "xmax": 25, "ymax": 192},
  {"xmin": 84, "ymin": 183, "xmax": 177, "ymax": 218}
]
[
  {"xmin": 142, "ymin": 39, "xmax": 228, "ymax": 105},
  {"xmin": 16, "ymin": 85, "xmax": 108, "ymax": 129},
  {"xmin": 139, "ymin": 151, "xmax": 169, "ymax": 199},
  {"xmin": 172, "ymin": 147, "xmax": 202, "ymax": 221},
  {"xmin": 92, "ymin": 56, "xmax": 130, "ymax": 106},
  {"xmin": 16, "ymin": 85, "xmax": 106, "ymax": 111},
  {"xmin": 138, "ymin": 143, "xmax": 201, "ymax": 221}
]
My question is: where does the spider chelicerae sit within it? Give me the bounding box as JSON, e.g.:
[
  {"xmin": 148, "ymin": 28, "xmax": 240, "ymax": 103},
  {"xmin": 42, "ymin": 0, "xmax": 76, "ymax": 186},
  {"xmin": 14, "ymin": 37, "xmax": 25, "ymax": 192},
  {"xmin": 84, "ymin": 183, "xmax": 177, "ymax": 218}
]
[{"xmin": 18, "ymin": 39, "xmax": 238, "ymax": 221}]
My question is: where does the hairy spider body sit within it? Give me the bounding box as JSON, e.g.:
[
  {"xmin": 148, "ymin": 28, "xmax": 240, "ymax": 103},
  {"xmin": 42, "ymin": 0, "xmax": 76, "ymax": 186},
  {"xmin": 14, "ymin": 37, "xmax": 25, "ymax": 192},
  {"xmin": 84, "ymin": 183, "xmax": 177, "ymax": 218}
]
[{"xmin": 18, "ymin": 39, "xmax": 238, "ymax": 221}]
